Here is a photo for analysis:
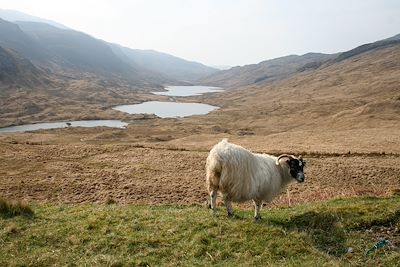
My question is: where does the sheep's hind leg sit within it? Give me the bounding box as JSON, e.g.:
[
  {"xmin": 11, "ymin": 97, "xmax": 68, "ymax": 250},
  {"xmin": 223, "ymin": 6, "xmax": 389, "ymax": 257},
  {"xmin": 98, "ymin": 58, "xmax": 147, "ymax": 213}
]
[
  {"xmin": 253, "ymin": 200, "xmax": 263, "ymax": 220},
  {"xmin": 224, "ymin": 198, "xmax": 234, "ymax": 217}
]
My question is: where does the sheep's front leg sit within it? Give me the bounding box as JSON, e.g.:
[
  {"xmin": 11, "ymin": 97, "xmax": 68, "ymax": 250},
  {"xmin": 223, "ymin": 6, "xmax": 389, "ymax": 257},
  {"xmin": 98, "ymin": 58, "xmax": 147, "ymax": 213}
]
[
  {"xmin": 209, "ymin": 190, "xmax": 217, "ymax": 211},
  {"xmin": 253, "ymin": 200, "xmax": 263, "ymax": 220},
  {"xmin": 224, "ymin": 198, "xmax": 234, "ymax": 217}
]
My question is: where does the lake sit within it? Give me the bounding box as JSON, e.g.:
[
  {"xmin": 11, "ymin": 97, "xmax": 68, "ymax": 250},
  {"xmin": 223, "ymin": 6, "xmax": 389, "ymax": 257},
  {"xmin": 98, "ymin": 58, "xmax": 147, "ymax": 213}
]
[
  {"xmin": 113, "ymin": 101, "xmax": 218, "ymax": 118},
  {"xmin": 0, "ymin": 86, "xmax": 222, "ymax": 133},
  {"xmin": 0, "ymin": 120, "xmax": 128, "ymax": 134},
  {"xmin": 153, "ymin": 85, "xmax": 223, "ymax": 96}
]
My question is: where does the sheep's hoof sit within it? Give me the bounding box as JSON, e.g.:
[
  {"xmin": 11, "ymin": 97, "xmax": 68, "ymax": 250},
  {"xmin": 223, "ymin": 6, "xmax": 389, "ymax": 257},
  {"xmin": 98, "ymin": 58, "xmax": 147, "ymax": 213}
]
[
  {"xmin": 254, "ymin": 215, "xmax": 262, "ymax": 221},
  {"xmin": 227, "ymin": 212, "xmax": 234, "ymax": 218}
]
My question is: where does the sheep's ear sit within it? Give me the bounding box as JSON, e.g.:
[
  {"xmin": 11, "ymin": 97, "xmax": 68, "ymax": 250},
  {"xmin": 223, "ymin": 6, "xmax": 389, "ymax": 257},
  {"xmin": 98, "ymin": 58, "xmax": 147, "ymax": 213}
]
[{"xmin": 276, "ymin": 155, "xmax": 291, "ymax": 166}]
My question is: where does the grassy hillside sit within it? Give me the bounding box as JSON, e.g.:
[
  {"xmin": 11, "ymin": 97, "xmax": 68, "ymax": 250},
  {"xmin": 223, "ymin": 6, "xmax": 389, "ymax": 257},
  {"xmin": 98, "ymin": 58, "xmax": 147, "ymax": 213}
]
[
  {"xmin": 198, "ymin": 34, "xmax": 400, "ymax": 89},
  {"xmin": 1, "ymin": 195, "xmax": 399, "ymax": 266},
  {"xmin": 199, "ymin": 53, "xmax": 335, "ymax": 88}
]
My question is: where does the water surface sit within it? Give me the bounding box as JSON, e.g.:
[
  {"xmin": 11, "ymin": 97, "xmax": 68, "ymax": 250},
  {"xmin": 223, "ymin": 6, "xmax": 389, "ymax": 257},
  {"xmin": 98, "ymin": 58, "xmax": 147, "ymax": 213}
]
[
  {"xmin": 153, "ymin": 85, "xmax": 223, "ymax": 96},
  {"xmin": 113, "ymin": 101, "xmax": 218, "ymax": 118},
  {"xmin": 0, "ymin": 120, "xmax": 128, "ymax": 134}
]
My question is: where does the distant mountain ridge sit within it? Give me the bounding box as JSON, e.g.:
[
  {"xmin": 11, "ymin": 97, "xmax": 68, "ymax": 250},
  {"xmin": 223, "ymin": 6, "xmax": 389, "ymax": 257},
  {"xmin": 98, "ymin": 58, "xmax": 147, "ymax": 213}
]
[
  {"xmin": 198, "ymin": 33, "xmax": 400, "ymax": 88},
  {"xmin": 109, "ymin": 43, "xmax": 218, "ymax": 81},
  {"xmin": 16, "ymin": 21, "xmax": 137, "ymax": 75},
  {"xmin": 0, "ymin": 9, "xmax": 399, "ymax": 92},
  {"xmin": 0, "ymin": 9, "xmax": 69, "ymax": 29},
  {"xmin": 0, "ymin": 11, "xmax": 218, "ymax": 88},
  {"xmin": 198, "ymin": 52, "xmax": 336, "ymax": 88},
  {"xmin": 335, "ymin": 34, "xmax": 400, "ymax": 62},
  {"xmin": 0, "ymin": 45, "xmax": 48, "ymax": 88}
]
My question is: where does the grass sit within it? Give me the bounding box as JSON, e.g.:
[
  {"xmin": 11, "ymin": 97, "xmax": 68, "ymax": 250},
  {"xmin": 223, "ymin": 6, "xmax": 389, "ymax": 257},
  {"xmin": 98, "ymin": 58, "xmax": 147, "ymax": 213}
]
[
  {"xmin": 0, "ymin": 198, "xmax": 34, "ymax": 218},
  {"xmin": 0, "ymin": 195, "xmax": 399, "ymax": 266}
]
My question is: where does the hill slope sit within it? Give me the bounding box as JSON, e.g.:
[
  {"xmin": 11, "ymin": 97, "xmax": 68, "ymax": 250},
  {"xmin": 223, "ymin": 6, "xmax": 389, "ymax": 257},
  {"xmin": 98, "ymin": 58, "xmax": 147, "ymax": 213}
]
[
  {"xmin": 15, "ymin": 21, "xmax": 161, "ymax": 83},
  {"xmin": 109, "ymin": 43, "xmax": 218, "ymax": 81},
  {"xmin": 0, "ymin": 45, "xmax": 48, "ymax": 88},
  {"xmin": 0, "ymin": 11, "xmax": 217, "ymax": 83},
  {"xmin": 199, "ymin": 52, "xmax": 335, "ymax": 88},
  {"xmin": 199, "ymin": 34, "xmax": 400, "ymax": 89},
  {"xmin": 0, "ymin": 18, "xmax": 49, "ymax": 62},
  {"xmin": 0, "ymin": 9, "xmax": 69, "ymax": 29},
  {"xmin": 173, "ymin": 43, "xmax": 400, "ymax": 154}
]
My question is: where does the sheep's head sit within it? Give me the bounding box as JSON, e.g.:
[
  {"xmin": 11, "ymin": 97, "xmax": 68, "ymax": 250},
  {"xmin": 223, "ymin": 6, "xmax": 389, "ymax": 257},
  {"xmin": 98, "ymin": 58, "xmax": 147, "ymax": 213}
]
[{"xmin": 276, "ymin": 154, "xmax": 306, "ymax": 183}]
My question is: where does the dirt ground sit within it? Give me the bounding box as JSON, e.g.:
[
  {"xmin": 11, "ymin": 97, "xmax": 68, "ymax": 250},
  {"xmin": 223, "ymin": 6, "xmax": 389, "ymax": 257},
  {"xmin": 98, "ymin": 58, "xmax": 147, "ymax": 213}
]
[{"xmin": 0, "ymin": 133, "xmax": 399, "ymax": 207}]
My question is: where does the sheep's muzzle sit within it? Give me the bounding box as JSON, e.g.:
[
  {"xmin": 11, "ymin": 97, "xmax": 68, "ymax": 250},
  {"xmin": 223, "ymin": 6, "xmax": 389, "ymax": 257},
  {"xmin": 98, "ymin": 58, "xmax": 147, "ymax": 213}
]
[{"xmin": 295, "ymin": 172, "xmax": 305, "ymax": 183}]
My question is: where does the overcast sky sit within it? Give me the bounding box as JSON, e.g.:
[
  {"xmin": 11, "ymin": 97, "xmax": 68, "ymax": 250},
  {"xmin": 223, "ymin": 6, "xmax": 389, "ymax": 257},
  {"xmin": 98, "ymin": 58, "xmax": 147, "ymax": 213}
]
[{"xmin": 1, "ymin": 0, "xmax": 399, "ymax": 66}]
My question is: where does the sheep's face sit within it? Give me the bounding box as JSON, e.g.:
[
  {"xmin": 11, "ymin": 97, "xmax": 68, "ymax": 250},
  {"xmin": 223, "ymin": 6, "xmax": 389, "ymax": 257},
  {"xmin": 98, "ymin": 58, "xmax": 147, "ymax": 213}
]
[{"xmin": 288, "ymin": 157, "xmax": 306, "ymax": 183}]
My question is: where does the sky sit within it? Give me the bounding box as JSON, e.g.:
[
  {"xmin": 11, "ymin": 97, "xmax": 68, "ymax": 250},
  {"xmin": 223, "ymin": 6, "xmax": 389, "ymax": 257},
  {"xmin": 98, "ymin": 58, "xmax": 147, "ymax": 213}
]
[{"xmin": 0, "ymin": 0, "xmax": 399, "ymax": 66}]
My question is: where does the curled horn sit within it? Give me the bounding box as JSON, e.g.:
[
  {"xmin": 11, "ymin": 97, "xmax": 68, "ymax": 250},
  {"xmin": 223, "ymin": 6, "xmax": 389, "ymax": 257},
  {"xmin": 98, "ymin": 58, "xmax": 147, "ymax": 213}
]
[{"xmin": 275, "ymin": 154, "xmax": 293, "ymax": 165}]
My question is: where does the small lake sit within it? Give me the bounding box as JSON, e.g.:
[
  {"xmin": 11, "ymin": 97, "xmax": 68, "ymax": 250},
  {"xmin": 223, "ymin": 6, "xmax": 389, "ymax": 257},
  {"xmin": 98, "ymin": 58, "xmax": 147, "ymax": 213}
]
[
  {"xmin": 0, "ymin": 86, "xmax": 222, "ymax": 133},
  {"xmin": 0, "ymin": 120, "xmax": 128, "ymax": 134},
  {"xmin": 113, "ymin": 101, "xmax": 218, "ymax": 118},
  {"xmin": 153, "ymin": 85, "xmax": 223, "ymax": 96}
]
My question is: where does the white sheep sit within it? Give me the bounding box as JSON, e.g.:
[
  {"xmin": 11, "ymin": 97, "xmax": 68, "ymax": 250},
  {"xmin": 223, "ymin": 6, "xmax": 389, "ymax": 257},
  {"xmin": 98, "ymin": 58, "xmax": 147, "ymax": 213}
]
[{"xmin": 206, "ymin": 139, "xmax": 305, "ymax": 219}]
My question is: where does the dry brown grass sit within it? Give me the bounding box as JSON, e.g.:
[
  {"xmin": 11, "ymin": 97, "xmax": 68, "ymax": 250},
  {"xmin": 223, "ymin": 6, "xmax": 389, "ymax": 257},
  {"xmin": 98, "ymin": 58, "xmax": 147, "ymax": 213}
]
[{"xmin": 0, "ymin": 45, "xmax": 399, "ymax": 205}]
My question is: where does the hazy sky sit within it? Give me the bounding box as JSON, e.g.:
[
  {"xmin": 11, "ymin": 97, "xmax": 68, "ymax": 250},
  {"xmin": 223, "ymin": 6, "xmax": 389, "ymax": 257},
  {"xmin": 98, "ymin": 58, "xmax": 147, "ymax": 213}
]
[{"xmin": 1, "ymin": 0, "xmax": 399, "ymax": 66}]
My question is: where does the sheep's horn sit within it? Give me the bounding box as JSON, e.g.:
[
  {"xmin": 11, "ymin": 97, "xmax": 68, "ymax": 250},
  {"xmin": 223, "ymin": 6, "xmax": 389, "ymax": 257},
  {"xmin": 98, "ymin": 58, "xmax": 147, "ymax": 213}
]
[{"xmin": 276, "ymin": 154, "xmax": 293, "ymax": 165}]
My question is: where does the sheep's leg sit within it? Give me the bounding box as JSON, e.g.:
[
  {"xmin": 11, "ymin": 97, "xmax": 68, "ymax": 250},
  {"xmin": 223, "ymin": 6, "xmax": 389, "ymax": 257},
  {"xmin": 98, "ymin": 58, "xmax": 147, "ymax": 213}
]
[
  {"xmin": 209, "ymin": 190, "xmax": 217, "ymax": 211},
  {"xmin": 224, "ymin": 199, "xmax": 234, "ymax": 217},
  {"xmin": 253, "ymin": 200, "xmax": 263, "ymax": 220}
]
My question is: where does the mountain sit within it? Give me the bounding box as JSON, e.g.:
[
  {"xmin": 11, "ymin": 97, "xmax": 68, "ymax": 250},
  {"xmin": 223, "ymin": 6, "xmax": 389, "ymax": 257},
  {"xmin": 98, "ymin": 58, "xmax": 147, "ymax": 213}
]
[
  {"xmin": 192, "ymin": 42, "xmax": 400, "ymax": 152},
  {"xmin": 0, "ymin": 18, "xmax": 49, "ymax": 62},
  {"xmin": 0, "ymin": 19, "xmax": 171, "ymax": 86},
  {"xmin": 0, "ymin": 45, "xmax": 48, "ymax": 88},
  {"xmin": 198, "ymin": 52, "xmax": 336, "ymax": 88},
  {"xmin": 0, "ymin": 9, "xmax": 69, "ymax": 29},
  {"xmin": 0, "ymin": 16, "xmax": 217, "ymax": 85},
  {"xmin": 335, "ymin": 34, "xmax": 400, "ymax": 62},
  {"xmin": 16, "ymin": 21, "xmax": 136, "ymax": 75},
  {"xmin": 109, "ymin": 43, "xmax": 218, "ymax": 81},
  {"xmin": 199, "ymin": 33, "xmax": 400, "ymax": 89}
]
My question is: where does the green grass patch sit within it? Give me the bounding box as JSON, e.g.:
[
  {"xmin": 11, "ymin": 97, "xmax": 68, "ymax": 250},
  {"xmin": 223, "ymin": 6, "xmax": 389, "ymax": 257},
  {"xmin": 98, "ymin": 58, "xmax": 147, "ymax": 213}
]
[{"xmin": 0, "ymin": 195, "xmax": 399, "ymax": 266}]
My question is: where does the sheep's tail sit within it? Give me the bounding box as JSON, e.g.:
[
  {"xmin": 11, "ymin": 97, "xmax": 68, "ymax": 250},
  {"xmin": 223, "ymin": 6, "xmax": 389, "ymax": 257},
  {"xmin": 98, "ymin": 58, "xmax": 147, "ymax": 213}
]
[{"xmin": 206, "ymin": 153, "xmax": 223, "ymax": 193}]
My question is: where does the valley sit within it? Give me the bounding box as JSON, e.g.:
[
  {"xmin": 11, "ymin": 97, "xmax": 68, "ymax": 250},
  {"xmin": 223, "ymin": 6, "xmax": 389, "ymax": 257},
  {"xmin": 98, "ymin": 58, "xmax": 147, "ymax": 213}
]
[
  {"xmin": 1, "ymin": 42, "xmax": 399, "ymax": 207},
  {"xmin": 1, "ymin": 6, "xmax": 400, "ymax": 266}
]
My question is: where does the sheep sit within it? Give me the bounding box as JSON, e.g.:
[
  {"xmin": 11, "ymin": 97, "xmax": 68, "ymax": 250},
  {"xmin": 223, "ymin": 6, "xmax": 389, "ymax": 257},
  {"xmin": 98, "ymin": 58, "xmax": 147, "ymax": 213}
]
[{"xmin": 206, "ymin": 139, "xmax": 305, "ymax": 220}]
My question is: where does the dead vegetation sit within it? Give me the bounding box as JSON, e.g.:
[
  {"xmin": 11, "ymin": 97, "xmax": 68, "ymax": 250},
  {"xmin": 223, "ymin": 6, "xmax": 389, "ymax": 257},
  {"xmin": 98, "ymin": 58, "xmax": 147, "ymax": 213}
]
[{"xmin": 0, "ymin": 45, "xmax": 399, "ymax": 206}]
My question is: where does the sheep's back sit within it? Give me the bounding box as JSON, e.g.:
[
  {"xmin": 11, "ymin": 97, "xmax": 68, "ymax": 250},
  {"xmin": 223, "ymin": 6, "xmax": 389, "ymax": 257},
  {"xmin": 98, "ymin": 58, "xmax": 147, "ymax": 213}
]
[{"xmin": 212, "ymin": 142, "xmax": 261, "ymax": 201}]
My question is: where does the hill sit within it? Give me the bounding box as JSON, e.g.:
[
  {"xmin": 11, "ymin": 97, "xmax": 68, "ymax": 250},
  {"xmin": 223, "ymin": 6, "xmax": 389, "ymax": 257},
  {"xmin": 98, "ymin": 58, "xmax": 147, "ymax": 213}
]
[
  {"xmin": 0, "ymin": 9, "xmax": 69, "ymax": 29},
  {"xmin": 166, "ymin": 42, "xmax": 400, "ymax": 155},
  {"xmin": 0, "ymin": 45, "xmax": 48, "ymax": 88},
  {"xmin": 0, "ymin": 18, "xmax": 49, "ymax": 62},
  {"xmin": 199, "ymin": 34, "xmax": 400, "ymax": 89},
  {"xmin": 0, "ymin": 11, "xmax": 217, "ymax": 83},
  {"xmin": 15, "ymin": 21, "xmax": 169, "ymax": 85},
  {"xmin": 109, "ymin": 43, "xmax": 218, "ymax": 81},
  {"xmin": 198, "ymin": 52, "xmax": 336, "ymax": 88}
]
